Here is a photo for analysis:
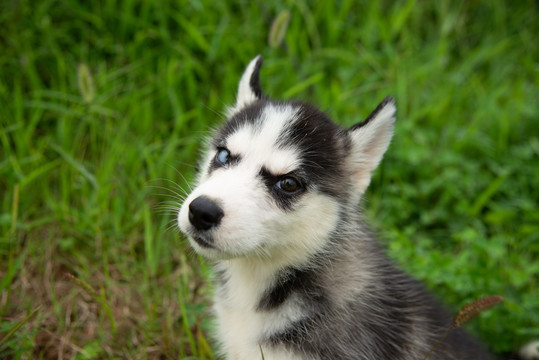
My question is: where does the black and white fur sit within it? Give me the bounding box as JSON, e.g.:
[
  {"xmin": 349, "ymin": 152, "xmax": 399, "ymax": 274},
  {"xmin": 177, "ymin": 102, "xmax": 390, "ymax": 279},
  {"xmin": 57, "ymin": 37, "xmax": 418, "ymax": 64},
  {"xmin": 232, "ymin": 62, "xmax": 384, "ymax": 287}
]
[{"xmin": 177, "ymin": 56, "xmax": 492, "ymax": 360}]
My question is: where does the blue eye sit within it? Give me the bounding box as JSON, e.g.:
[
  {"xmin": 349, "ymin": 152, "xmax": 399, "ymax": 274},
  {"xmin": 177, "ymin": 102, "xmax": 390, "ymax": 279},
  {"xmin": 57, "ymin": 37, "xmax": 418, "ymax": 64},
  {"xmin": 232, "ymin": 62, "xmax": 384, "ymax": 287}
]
[{"xmin": 216, "ymin": 148, "xmax": 230, "ymax": 164}]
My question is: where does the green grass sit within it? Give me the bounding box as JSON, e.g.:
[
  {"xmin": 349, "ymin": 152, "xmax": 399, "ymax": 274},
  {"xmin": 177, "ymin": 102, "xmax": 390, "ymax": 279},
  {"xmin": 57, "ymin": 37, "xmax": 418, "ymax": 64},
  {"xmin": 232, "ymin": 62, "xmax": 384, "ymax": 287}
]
[{"xmin": 1, "ymin": 0, "xmax": 537, "ymax": 358}]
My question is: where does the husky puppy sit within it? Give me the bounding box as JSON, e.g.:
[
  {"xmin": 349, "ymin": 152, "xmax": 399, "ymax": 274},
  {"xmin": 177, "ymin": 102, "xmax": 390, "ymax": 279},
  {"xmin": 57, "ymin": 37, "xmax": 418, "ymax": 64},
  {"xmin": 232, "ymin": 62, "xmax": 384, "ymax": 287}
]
[{"xmin": 177, "ymin": 56, "xmax": 491, "ymax": 360}]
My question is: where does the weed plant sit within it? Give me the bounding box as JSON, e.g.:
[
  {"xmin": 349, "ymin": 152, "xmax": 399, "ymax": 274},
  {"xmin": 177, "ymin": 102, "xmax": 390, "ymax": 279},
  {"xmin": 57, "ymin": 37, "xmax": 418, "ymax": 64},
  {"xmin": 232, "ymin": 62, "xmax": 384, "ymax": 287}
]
[{"xmin": 0, "ymin": 1, "xmax": 537, "ymax": 358}]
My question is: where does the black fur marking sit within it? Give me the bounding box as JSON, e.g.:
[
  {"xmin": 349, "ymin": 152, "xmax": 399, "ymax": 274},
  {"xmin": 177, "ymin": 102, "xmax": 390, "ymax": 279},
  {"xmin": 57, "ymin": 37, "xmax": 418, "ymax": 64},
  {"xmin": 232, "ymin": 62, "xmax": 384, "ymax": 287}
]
[
  {"xmin": 277, "ymin": 102, "xmax": 351, "ymax": 198},
  {"xmin": 259, "ymin": 167, "xmax": 306, "ymax": 210},
  {"xmin": 249, "ymin": 55, "xmax": 264, "ymax": 99},
  {"xmin": 349, "ymin": 95, "xmax": 395, "ymax": 131},
  {"xmin": 257, "ymin": 266, "xmax": 325, "ymax": 311},
  {"xmin": 212, "ymin": 100, "xmax": 267, "ymax": 148}
]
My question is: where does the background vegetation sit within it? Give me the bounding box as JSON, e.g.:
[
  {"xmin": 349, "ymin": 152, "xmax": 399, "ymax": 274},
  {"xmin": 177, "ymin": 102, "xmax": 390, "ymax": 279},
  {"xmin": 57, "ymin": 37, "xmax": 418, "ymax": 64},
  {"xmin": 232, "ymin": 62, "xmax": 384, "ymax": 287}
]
[{"xmin": 1, "ymin": 0, "xmax": 537, "ymax": 358}]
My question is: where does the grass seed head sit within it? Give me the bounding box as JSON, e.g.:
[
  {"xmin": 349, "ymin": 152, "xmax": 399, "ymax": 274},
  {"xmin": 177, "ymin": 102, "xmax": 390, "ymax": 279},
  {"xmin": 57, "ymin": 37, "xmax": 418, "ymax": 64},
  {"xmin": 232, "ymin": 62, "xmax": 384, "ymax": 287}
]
[{"xmin": 451, "ymin": 296, "xmax": 504, "ymax": 330}]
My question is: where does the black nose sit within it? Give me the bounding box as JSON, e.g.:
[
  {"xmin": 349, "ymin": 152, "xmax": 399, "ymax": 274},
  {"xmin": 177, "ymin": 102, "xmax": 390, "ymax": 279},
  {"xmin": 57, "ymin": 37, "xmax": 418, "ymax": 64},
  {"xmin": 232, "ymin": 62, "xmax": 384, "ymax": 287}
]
[{"xmin": 188, "ymin": 196, "xmax": 224, "ymax": 231}]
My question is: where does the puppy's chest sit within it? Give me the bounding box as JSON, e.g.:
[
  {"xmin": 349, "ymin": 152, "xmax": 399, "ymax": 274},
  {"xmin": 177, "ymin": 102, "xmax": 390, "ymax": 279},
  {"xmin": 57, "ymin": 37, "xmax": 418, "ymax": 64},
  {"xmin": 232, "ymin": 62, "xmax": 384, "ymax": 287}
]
[
  {"xmin": 215, "ymin": 301, "xmax": 266, "ymax": 356},
  {"xmin": 213, "ymin": 280, "xmax": 306, "ymax": 360}
]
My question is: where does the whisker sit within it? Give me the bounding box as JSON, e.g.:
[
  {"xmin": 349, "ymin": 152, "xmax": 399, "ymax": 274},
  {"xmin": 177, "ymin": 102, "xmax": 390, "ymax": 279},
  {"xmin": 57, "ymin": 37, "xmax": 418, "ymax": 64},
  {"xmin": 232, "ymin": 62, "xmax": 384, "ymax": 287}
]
[
  {"xmin": 171, "ymin": 161, "xmax": 196, "ymax": 169},
  {"xmin": 168, "ymin": 166, "xmax": 194, "ymax": 192},
  {"xmin": 154, "ymin": 168, "xmax": 194, "ymax": 194},
  {"xmin": 154, "ymin": 176, "xmax": 191, "ymax": 191},
  {"xmin": 164, "ymin": 222, "xmax": 180, "ymax": 234},
  {"xmin": 147, "ymin": 185, "xmax": 188, "ymax": 199},
  {"xmin": 204, "ymin": 103, "xmax": 228, "ymax": 121},
  {"xmin": 154, "ymin": 209, "xmax": 180, "ymax": 216},
  {"xmin": 151, "ymin": 192, "xmax": 185, "ymax": 202}
]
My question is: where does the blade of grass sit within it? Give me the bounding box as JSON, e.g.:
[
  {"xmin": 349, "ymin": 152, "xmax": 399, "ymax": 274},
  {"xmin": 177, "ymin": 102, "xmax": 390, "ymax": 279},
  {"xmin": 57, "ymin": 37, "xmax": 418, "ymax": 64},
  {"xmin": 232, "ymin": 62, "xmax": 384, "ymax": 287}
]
[
  {"xmin": 50, "ymin": 143, "xmax": 99, "ymax": 189},
  {"xmin": 0, "ymin": 306, "xmax": 40, "ymax": 348},
  {"xmin": 178, "ymin": 287, "xmax": 198, "ymax": 357},
  {"xmin": 469, "ymin": 171, "xmax": 510, "ymax": 216},
  {"xmin": 283, "ymin": 72, "xmax": 324, "ymax": 98},
  {"xmin": 10, "ymin": 184, "xmax": 19, "ymax": 233},
  {"xmin": 66, "ymin": 274, "xmax": 116, "ymax": 331},
  {"xmin": 144, "ymin": 204, "xmax": 156, "ymax": 277}
]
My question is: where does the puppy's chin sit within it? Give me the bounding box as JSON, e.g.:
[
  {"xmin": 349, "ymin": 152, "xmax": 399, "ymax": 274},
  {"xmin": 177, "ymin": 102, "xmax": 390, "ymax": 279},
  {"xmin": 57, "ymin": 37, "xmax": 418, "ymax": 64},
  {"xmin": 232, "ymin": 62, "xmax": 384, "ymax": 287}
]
[
  {"xmin": 188, "ymin": 234, "xmax": 270, "ymax": 261},
  {"xmin": 188, "ymin": 236, "xmax": 241, "ymax": 261}
]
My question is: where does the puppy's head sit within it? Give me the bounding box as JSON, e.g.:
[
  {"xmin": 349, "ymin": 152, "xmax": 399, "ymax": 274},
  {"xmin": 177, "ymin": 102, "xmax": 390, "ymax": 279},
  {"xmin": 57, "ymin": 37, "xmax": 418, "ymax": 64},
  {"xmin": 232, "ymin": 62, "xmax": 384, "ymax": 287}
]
[{"xmin": 178, "ymin": 56, "xmax": 396, "ymax": 262}]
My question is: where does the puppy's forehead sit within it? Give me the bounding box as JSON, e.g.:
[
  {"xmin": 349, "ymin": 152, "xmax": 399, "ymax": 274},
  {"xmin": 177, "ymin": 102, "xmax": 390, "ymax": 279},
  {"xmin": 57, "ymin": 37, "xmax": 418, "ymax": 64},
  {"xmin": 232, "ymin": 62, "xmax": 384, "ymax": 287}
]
[
  {"xmin": 218, "ymin": 102, "xmax": 302, "ymax": 174},
  {"xmin": 213, "ymin": 100, "xmax": 349, "ymax": 193}
]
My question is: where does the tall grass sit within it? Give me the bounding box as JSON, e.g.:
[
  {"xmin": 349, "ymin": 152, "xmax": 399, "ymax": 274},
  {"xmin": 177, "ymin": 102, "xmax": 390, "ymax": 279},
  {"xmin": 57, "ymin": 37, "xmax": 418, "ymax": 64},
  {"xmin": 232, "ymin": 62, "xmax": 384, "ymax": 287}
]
[{"xmin": 1, "ymin": 0, "xmax": 537, "ymax": 358}]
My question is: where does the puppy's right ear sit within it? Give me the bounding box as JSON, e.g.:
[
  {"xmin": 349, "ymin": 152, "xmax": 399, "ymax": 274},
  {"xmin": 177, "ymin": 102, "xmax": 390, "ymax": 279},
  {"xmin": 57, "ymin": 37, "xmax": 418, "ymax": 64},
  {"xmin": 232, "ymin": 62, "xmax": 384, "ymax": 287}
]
[{"xmin": 229, "ymin": 55, "xmax": 264, "ymax": 115}]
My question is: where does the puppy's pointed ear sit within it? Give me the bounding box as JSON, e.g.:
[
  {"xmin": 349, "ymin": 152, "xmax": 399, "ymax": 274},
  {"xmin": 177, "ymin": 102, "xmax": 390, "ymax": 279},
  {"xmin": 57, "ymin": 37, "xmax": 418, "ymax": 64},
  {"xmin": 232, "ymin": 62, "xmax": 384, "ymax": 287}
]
[
  {"xmin": 348, "ymin": 96, "xmax": 396, "ymax": 195},
  {"xmin": 230, "ymin": 55, "xmax": 264, "ymax": 114}
]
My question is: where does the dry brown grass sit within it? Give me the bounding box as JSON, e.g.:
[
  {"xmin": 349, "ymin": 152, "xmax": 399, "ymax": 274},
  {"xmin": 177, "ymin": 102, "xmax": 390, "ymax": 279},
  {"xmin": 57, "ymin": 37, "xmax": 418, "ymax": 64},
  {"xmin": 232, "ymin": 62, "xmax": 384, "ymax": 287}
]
[{"xmin": 2, "ymin": 235, "xmax": 212, "ymax": 359}]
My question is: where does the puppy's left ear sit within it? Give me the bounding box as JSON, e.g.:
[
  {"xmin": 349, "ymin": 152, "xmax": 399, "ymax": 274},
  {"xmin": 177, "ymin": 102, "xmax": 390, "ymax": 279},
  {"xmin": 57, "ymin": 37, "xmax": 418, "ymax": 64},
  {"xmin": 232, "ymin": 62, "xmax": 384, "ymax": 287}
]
[
  {"xmin": 229, "ymin": 55, "xmax": 264, "ymax": 114},
  {"xmin": 348, "ymin": 96, "xmax": 396, "ymax": 195}
]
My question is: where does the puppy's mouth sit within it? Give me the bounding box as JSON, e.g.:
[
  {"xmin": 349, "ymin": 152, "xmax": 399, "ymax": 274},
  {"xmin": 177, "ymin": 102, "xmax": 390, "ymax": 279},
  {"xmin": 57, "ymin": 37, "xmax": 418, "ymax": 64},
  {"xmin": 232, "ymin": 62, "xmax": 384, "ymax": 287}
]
[{"xmin": 191, "ymin": 234, "xmax": 215, "ymax": 249}]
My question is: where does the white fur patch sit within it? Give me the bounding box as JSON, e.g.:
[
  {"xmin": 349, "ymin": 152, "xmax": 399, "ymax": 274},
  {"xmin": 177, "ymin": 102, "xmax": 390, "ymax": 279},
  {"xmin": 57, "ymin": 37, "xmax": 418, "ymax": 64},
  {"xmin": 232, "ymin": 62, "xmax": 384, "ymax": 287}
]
[
  {"xmin": 226, "ymin": 104, "xmax": 301, "ymax": 175},
  {"xmin": 214, "ymin": 265, "xmax": 305, "ymax": 359}
]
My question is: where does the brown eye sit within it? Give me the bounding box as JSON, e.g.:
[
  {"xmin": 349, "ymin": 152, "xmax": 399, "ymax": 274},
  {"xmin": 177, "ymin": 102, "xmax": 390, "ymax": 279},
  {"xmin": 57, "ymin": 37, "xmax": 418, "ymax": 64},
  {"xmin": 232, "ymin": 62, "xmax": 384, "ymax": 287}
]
[{"xmin": 277, "ymin": 177, "xmax": 299, "ymax": 192}]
